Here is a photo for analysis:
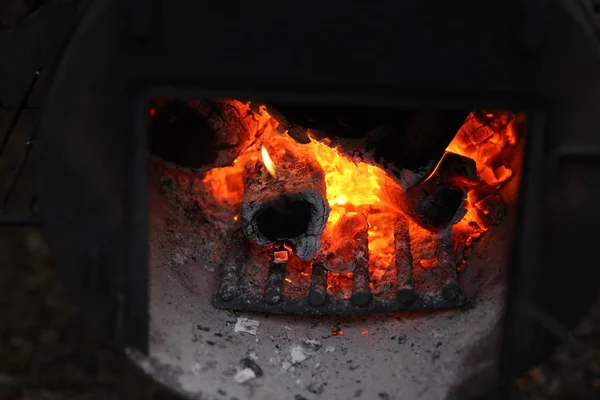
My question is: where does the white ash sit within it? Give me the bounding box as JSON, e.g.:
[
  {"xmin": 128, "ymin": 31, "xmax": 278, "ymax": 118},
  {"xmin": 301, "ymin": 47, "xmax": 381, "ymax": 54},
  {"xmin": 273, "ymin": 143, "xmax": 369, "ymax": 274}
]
[
  {"xmin": 281, "ymin": 361, "xmax": 292, "ymax": 372},
  {"xmin": 325, "ymin": 346, "xmax": 335, "ymax": 353},
  {"xmin": 303, "ymin": 338, "xmax": 322, "ymax": 351},
  {"xmin": 290, "ymin": 346, "xmax": 308, "ymax": 364},
  {"xmin": 233, "ymin": 368, "xmax": 256, "ymax": 383},
  {"xmin": 234, "ymin": 318, "xmax": 260, "ymax": 335}
]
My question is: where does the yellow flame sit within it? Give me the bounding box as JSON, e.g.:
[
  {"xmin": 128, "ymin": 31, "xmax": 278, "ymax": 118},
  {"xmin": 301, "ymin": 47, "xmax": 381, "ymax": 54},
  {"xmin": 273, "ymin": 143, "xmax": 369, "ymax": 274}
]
[{"xmin": 261, "ymin": 145, "xmax": 277, "ymax": 178}]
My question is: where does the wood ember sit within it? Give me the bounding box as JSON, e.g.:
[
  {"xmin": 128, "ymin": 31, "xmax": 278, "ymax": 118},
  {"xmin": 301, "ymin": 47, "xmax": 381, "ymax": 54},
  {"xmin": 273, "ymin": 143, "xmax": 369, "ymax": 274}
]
[
  {"xmin": 308, "ymin": 260, "xmax": 328, "ymax": 306},
  {"xmin": 240, "ymin": 149, "xmax": 330, "ymax": 260},
  {"xmin": 150, "ymin": 99, "xmax": 255, "ymax": 170},
  {"xmin": 318, "ymin": 212, "xmax": 369, "ymax": 273},
  {"xmin": 468, "ymin": 184, "xmax": 507, "ymax": 230}
]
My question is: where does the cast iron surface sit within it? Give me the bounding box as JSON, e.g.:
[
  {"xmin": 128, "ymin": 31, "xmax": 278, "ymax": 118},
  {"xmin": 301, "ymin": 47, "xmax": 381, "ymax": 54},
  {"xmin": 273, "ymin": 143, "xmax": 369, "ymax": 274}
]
[
  {"xmin": 35, "ymin": 0, "xmax": 600, "ymax": 397},
  {"xmin": 0, "ymin": 69, "xmax": 40, "ymax": 226},
  {"xmin": 213, "ymin": 294, "xmax": 464, "ymax": 316}
]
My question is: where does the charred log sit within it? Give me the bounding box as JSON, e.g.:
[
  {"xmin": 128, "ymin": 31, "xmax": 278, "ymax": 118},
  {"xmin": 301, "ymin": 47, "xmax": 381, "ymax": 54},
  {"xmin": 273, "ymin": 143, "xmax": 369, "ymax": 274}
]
[
  {"xmin": 318, "ymin": 212, "xmax": 369, "ymax": 274},
  {"xmin": 394, "ymin": 152, "xmax": 479, "ymax": 232},
  {"xmin": 150, "ymin": 99, "xmax": 253, "ymax": 169},
  {"xmin": 240, "ymin": 150, "xmax": 330, "ymax": 260},
  {"xmin": 262, "ymin": 103, "xmax": 470, "ymax": 190}
]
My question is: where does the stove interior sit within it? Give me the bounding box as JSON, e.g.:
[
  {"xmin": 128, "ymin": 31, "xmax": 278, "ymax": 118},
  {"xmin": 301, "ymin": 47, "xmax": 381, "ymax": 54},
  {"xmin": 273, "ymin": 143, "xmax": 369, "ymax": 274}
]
[{"xmin": 144, "ymin": 99, "xmax": 526, "ymax": 400}]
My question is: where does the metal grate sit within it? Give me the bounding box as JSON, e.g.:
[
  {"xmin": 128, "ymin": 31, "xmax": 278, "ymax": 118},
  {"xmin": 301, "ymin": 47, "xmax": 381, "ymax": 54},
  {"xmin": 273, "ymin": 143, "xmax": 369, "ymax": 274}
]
[
  {"xmin": 0, "ymin": 69, "xmax": 41, "ymax": 226},
  {"xmin": 213, "ymin": 216, "xmax": 466, "ymax": 316}
]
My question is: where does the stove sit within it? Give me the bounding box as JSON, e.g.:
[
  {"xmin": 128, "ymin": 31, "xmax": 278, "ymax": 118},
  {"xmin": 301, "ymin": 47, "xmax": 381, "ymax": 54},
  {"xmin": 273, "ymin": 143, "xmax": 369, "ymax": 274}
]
[{"xmin": 32, "ymin": 0, "xmax": 600, "ymax": 399}]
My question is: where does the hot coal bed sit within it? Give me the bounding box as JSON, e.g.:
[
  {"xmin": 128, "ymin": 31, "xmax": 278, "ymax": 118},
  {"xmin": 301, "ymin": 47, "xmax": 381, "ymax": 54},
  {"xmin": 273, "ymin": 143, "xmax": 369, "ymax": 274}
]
[{"xmin": 146, "ymin": 99, "xmax": 526, "ymax": 400}]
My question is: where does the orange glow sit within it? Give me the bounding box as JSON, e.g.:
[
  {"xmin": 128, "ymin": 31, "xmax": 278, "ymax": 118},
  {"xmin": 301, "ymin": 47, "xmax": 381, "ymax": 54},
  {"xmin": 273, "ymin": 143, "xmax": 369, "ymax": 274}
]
[
  {"xmin": 274, "ymin": 250, "xmax": 289, "ymax": 263},
  {"xmin": 361, "ymin": 330, "xmax": 369, "ymax": 335},
  {"xmin": 192, "ymin": 101, "xmax": 522, "ymax": 294},
  {"xmin": 261, "ymin": 145, "xmax": 277, "ymax": 178}
]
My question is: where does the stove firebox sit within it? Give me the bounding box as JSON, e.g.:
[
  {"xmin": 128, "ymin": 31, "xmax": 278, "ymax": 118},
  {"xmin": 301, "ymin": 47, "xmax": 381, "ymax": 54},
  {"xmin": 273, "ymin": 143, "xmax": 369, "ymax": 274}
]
[{"xmin": 149, "ymin": 99, "xmax": 525, "ymax": 317}]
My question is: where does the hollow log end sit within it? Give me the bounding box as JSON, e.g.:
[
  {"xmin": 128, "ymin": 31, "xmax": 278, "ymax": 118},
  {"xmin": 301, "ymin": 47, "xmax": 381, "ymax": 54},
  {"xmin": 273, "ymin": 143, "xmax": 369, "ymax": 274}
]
[{"xmin": 240, "ymin": 190, "xmax": 330, "ymax": 261}]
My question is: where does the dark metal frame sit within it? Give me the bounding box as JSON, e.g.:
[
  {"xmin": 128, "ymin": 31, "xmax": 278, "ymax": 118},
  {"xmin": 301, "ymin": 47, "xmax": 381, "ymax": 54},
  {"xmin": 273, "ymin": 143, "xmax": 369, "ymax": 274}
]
[{"xmin": 0, "ymin": 70, "xmax": 41, "ymax": 226}]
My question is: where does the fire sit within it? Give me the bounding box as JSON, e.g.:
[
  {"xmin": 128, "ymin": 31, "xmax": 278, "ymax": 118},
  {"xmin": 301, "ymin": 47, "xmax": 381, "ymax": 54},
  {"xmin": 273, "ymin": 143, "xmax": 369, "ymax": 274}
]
[
  {"xmin": 197, "ymin": 101, "xmax": 522, "ymax": 293},
  {"xmin": 261, "ymin": 145, "xmax": 277, "ymax": 178}
]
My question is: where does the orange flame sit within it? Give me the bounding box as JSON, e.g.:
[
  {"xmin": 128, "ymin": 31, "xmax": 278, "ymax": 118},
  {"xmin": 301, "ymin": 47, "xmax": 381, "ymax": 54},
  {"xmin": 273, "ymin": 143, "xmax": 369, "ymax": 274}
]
[
  {"xmin": 196, "ymin": 101, "xmax": 522, "ymax": 293},
  {"xmin": 261, "ymin": 145, "xmax": 277, "ymax": 178}
]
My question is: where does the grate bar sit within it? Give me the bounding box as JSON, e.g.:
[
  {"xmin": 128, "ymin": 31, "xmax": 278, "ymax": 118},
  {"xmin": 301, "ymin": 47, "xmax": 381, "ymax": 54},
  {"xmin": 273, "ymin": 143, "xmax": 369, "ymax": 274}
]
[
  {"xmin": 213, "ymin": 223, "xmax": 466, "ymax": 316},
  {"xmin": 395, "ymin": 216, "xmax": 415, "ymax": 303},
  {"xmin": 437, "ymin": 229, "xmax": 462, "ymax": 301},
  {"xmin": 351, "ymin": 228, "xmax": 371, "ymax": 306},
  {"xmin": 264, "ymin": 257, "xmax": 286, "ymax": 305},
  {"xmin": 308, "ymin": 260, "xmax": 328, "ymax": 306}
]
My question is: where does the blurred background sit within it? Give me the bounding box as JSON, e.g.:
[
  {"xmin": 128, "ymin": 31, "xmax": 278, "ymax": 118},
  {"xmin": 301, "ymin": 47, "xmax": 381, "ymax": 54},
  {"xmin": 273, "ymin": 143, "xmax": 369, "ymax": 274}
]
[{"xmin": 0, "ymin": 1, "xmax": 599, "ymax": 399}]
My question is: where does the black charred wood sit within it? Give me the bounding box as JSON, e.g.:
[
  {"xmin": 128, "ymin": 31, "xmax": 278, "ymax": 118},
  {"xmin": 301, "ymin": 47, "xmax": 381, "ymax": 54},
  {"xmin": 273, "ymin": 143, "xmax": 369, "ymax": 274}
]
[
  {"xmin": 241, "ymin": 151, "xmax": 330, "ymax": 260},
  {"xmin": 150, "ymin": 99, "xmax": 253, "ymax": 169},
  {"xmin": 150, "ymin": 100, "xmax": 218, "ymax": 168},
  {"xmin": 397, "ymin": 152, "xmax": 478, "ymax": 232}
]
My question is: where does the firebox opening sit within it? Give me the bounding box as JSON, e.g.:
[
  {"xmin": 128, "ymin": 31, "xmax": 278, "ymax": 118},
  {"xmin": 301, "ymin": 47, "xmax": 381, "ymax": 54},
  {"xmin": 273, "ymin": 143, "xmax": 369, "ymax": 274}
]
[
  {"xmin": 146, "ymin": 98, "xmax": 526, "ymax": 400},
  {"xmin": 147, "ymin": 99, "xmax": 526, "ymax": 315},
  {"xmin": 254, "ymin": 196, "xmax": 312, "ymax": 242}
]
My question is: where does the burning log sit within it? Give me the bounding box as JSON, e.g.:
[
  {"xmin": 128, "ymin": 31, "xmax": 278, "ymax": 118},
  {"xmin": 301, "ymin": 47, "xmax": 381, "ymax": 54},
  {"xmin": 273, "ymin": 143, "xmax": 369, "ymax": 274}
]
[
  {"xmin": 240, "ymin": 148, "xmax": 330, "ymax": 260},
  {"xmin": 392, "ymin": 152, "xmax": 479, "ymax": 232},
  {"xmin": 261, "ymin": 103, "xmax": 470, "ymax": 191},
  {"xmin": 150, "ymin": 99, "xmax": 254, "ymax": 169},
  {"xmin": 319, "ymin": 212, "xmax": 369, "ymax": 274}
]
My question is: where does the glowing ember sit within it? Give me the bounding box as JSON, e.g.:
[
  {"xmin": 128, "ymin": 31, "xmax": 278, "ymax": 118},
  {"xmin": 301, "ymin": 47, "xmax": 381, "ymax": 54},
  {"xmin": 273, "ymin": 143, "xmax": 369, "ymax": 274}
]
[
  {"xmin": 361, "ymin": 330, "xmax": 369, "ymax": 335},
  {"xmin": 261, "ymin": 145, "xmax": 277, "ymax": 178},
  {"xmin": 195, "ymin": 101, "xmax": 522, "ymax": 294},
  {"xmin": 274, "ymin": 250, "xmax": 289, "ymax": 263}
]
